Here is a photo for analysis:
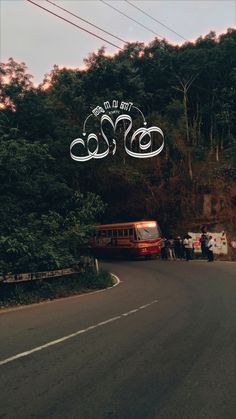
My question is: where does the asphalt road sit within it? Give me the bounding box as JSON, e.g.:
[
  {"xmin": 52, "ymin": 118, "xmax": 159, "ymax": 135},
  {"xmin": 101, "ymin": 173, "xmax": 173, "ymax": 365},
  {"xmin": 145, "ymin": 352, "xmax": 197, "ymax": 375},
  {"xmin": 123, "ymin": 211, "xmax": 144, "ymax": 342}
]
[{"xmin": 0, "ymin": 260, "xmax": 236, "ymax": 419}]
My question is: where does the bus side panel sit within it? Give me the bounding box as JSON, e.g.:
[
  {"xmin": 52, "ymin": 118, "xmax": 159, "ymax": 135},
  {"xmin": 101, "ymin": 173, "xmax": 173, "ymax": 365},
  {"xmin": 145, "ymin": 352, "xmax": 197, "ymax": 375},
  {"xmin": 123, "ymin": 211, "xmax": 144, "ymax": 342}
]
[
  {"xmin": 129, "ymin": 242, "xmax": 161, "ymax": 257},
  {"xmin": 92, "ymin": 242, "xmax": 161, "ymax": 259}
]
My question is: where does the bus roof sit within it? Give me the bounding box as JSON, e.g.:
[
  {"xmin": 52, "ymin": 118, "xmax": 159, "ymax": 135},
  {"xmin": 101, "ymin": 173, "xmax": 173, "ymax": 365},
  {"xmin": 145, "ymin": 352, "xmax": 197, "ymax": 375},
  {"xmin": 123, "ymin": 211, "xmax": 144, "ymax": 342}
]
[{"xmin": 95, "ymin": 221, "xmax": 157, "ymax": 229}]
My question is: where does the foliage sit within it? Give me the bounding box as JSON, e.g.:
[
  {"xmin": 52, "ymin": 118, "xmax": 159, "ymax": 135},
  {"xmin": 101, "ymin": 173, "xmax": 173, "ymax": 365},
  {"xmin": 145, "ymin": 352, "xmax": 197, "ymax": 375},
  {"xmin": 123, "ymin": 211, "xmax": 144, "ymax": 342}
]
[
  {"xmin": 0, "ymin": 268, "xmax": 113, "ymax": 308},
  {"xmin": 0, "ymin": 136, "xmax": 105, "ymax": 274},
  {"xmin": 0, "ymin": 29, "xmax": 235, "ymax": 269}
]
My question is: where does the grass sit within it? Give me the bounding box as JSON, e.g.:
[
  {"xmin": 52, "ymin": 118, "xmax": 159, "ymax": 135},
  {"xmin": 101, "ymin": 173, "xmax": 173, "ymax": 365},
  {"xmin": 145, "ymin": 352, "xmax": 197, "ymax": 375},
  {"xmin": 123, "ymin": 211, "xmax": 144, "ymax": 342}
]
[{"xmin": 0, "ymin": 268, "xmax": 114, "ymax": 309}]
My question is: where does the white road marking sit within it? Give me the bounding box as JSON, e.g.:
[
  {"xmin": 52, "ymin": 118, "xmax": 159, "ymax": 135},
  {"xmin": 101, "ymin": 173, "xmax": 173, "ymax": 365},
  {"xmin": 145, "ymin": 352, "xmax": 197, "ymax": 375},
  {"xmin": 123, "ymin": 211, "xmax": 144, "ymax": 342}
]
[
  {"xmin": 109, "ymin": 273, "xmax": 121, "ymax": 287},
  {"xmin": 0, "ymin": 299, "xmax": 159, "ymax": 367}
]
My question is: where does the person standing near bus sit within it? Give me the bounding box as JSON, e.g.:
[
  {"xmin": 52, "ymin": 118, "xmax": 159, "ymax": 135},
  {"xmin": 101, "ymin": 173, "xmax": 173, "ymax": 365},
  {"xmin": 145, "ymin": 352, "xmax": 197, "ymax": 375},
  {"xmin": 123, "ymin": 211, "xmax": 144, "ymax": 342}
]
[
  {"xmin": 188, "ymin": 235, "xmax": 194, "ymax": 259},
  {"xmin": 183, "ymin": 235, "xmax": 192, "ymax": 261},
  {"xmin": 160, "ymin": 237, "xmax": 168, "ymax": 260},
  {"xmin": 168, "ymin": 238, "xmax": 176, "ymax": 260},
  {"xmin": 207, "ymin": 236, "xmax": 214, "ymax": 262},
  {"xmin": 200, "ymin": 233, "xmax": 209, "ymax": 259},
  {"xmin": 174, "ymin": 236, "xmax": 182, "ymax": 259}
]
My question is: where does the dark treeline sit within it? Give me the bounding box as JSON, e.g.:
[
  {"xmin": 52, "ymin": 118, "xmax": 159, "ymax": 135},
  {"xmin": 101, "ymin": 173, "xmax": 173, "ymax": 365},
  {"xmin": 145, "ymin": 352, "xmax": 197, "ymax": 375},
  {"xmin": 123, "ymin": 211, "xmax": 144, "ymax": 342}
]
[{"xmin": 0, "ymin": 29, "xmax": 235, "ymax": 273}]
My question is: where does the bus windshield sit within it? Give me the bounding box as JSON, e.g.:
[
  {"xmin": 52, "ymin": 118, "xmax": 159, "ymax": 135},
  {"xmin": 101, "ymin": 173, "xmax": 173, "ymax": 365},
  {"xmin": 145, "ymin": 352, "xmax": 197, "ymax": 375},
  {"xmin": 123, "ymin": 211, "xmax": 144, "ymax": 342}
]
[{"xmin": 136, "ymin": 224, "xmax": 160, "ymax": 240}]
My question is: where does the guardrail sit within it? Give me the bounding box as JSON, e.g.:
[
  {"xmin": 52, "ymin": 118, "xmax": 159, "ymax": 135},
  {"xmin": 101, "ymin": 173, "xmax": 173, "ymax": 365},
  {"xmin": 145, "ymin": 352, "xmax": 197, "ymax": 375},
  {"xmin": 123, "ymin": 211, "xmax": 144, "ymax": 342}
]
[
  {"xmin": 0, "ymin": 268, "xmax": 78, "ymax": 284},
  {"xmin": 0, "ymin": 258, "xmax": 95, "ymax": 284}
]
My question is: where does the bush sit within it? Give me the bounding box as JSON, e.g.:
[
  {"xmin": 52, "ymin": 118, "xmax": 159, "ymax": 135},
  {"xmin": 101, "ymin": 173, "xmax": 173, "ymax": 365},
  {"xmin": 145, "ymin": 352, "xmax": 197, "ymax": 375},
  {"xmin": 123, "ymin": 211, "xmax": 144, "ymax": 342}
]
[
  {"xmin": 95, "ymin": 269, "xmax": 114, "ymax": 289},
  {"xmin": 0, "ymin": 268, "xmax": 114, "ymax": 308}
]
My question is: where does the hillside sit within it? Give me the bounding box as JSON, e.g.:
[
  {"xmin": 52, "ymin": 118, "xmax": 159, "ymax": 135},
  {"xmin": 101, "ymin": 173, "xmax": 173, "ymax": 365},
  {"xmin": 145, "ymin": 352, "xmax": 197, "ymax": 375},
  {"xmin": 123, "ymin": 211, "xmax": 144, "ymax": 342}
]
[{"xmin": 0, "ymin": 29, "xmax": 235, "ymax": 271}]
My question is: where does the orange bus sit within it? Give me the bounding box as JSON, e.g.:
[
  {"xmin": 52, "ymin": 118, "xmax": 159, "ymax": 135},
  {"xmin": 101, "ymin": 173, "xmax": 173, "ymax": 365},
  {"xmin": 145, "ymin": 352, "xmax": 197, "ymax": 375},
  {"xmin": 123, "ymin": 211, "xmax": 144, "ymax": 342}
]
[{"xmin": 91, "ymin": 220, "xmax": 161, "ymax": 259}]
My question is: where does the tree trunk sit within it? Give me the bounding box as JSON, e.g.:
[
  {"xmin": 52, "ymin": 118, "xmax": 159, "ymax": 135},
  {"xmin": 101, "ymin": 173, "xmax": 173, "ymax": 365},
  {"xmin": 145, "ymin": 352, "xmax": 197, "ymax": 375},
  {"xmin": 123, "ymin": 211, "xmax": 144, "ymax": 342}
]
[
  {"xmin": 198, "ymin": 115, "xmax": 202, "ymax": 144},
  {"xmin": 210, "ymin": 121, "xmax": 213, "ymax": 149},
  {"xmin": 188, "ymin": 150, "xmax": 193, "ymax": 180},
  {"xmin": 216, "ymin": 143, "xmax": 219, "ymax": 162},
  {"xmin": 183, "ymin": 91, "xmax": 190, "ymax": 144},
  {"xmin": 220, "ymin": 134, "xmax": 224, "ymax": 151}
]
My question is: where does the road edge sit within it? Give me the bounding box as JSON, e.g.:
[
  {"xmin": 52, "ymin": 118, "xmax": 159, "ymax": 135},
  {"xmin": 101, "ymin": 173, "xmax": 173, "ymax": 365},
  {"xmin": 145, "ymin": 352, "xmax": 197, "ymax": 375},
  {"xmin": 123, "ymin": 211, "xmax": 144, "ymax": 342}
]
[{"xmin": 0, "ymin": 272, "xmax": 121, "ymax": 314}]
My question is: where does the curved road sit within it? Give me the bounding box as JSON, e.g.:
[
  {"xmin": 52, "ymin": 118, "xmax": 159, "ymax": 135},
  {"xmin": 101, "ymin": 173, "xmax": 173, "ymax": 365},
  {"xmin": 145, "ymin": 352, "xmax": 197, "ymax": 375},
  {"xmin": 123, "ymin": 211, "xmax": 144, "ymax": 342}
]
[{"xmin": 0, "ymin": 260, "xmax": 236, "ymax": 419}]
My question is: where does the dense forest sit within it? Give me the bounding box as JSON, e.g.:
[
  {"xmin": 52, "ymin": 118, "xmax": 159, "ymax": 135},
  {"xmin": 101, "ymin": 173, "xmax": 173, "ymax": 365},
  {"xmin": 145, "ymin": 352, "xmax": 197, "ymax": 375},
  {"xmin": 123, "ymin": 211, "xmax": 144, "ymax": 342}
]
[{"xmin": 0, "ymin": 28, "xmax": 235, "ymax": 273}]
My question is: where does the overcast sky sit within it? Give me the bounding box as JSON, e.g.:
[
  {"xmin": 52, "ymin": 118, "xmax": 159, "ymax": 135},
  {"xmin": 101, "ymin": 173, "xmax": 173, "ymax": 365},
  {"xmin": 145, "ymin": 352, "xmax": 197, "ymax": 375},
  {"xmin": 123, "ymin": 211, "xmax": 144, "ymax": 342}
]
[{"xmin": 1, "ymin": 0, "xmax": 236, "ymax": 84}]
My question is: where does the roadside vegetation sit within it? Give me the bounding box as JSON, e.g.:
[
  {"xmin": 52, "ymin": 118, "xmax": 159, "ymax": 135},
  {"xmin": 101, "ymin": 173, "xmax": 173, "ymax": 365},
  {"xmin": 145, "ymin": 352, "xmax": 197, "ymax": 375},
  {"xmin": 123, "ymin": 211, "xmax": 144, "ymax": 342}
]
[
  {"xmin": 0, "ymin": 28, "xmax": 235, "ymax": 279},
  {"xmin": 0, "ymin": 268, "xmax": 113, "ymax": 308}
]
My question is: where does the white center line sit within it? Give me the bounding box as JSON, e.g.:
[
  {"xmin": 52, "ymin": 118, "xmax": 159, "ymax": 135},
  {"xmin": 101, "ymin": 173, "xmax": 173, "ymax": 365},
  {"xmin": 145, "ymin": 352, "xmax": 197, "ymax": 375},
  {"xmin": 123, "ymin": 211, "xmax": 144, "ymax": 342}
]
[{"xmin": 0, "ymin": 299, "xmax": 159, "ymax": 367}]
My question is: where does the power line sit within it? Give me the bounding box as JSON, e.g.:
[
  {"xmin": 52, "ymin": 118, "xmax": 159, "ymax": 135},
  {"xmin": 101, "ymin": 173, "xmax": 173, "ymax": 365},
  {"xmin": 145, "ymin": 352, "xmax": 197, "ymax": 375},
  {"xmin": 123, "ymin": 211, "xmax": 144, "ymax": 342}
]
[
  {"xmin": 99, "ymin": 1, "xmax": 214, "ymax": 96},
  {"xmin": 26, "ymin": 0, "xmax": 220, "ymax": 98},
  {"xmin": 98, "ymin": 2, "xmax": 217, "ymax": 98},
  {"xmin": 124, "ymin": 0, "xmax": 188, "ymax": 42},
  {"xmin": 45, "ymin": 0, "xmax": 127, "ymax": 44},
  {"xmin": 100, "ymin": 0, "xmax": 163, "ymax": 39},
  {"xmin": 26, "ymin": 0, "xmax": 122, "ymax": 50}
]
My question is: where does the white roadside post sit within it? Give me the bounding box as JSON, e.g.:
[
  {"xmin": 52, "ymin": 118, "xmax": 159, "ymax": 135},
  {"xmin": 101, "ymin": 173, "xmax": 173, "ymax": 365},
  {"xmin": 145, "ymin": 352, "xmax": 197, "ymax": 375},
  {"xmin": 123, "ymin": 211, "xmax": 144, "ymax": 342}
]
[{"xmin": 95, "ymin": 258, "xmax": 99, "ymax": 274}]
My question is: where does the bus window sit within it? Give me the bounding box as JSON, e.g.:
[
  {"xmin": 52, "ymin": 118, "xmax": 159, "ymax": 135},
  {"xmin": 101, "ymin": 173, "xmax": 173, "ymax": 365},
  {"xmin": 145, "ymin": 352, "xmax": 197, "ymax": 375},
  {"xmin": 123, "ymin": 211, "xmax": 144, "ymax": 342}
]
[
  {"xmin": 129, "ymin": 229, "xmax": 133, "ymax": 236},
  {"xmin": 107, "ymin": 230, "xmax": 112, "ymax": 237},
  {"xmin": 136, "ymin": 223, "xmax": 159, "ymax": 240},
  {"xmin": 124, "ymin": 229, "xmax": 128, "ymax": 236},
  {"xmin": 136, "ymin": 231, "xmax": 142, "ymax": 240},
  {"xmin": 118, "ymin": 230, "xmax": 124, "ymax": 237},
  {"xmin": 101, "ymin": 230, "xmax": 107, "ymax": 237},
  {"xmin": 113, "ymin": 230, "xmax": 118, "ymax": 237}
]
